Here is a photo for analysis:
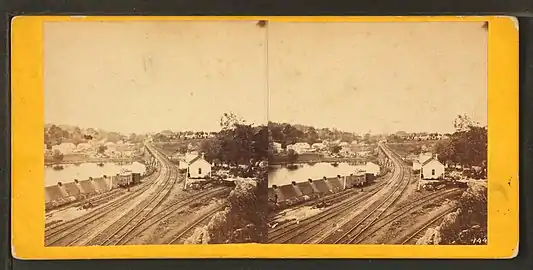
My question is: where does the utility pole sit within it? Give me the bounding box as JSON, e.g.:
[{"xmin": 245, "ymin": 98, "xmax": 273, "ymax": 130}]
[
  {"xmin": 417, "ymin": 167, "xmax": 422, "ymax": 191},
  {"xmin": 183, "ymin": 165, "xmax": 189, "ymax": 191}
]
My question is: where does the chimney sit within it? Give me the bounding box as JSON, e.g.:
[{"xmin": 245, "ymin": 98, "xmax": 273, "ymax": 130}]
[
  {"xmin": 435, "ymin": 154, "xmax": 439, "ymax": 160},
  {"xmin": 201, "ymin": 152, "xmax": 205, "ymax": 159}
]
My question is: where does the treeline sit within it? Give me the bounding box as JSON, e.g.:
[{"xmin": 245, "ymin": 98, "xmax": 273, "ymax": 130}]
[
  {"xmin": 44, "ymin": 124, "xmax": 142, "ymax": 147},
  {"xmin": 152, "ymin": 130, "xmax": 217, "ymax": 142},
  {"xmin": 199, "ymin": 113, "xmax": 269, "ymax": 171},
  {"xmin": 435, "ymin": 115, "xmax": 487, "ymax": 168},
  {"xmin": 268, "ymin": 121, "xmax": 371, "ymax": 148}
]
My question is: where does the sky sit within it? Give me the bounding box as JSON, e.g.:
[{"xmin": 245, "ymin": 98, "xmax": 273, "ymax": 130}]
[
  {"xmin": 44, "ymin": 21, "xmax": 268, "ymax": 134},
  {"xmin": 45, "ymin": 21, "xmax": 487, "ymax": 135},
  {"xmin": 269, "ymin": 22, "xmax": 488, "ymax": 134}
]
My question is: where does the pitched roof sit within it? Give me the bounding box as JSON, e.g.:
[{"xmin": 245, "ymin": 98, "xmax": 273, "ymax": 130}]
[
  {"xmin": 189, "ymin": 155, "xmax": 202, "ymax": 164},
  {"xmin": 422, "ymin": 157, "xmax": 443, "ymax": 166}
]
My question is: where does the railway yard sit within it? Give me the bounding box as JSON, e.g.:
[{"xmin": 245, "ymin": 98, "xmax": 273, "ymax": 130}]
[
  {"xmin": 44, "ymin": 143, "xmax": 232, "ymax": 246},
  {"xmin": 44, "ymin": 141, "xmax": 484, "ymax": 246},
  {"xmin": 268, "ymin": 143, "xmax": 475, "ymax": 245}
]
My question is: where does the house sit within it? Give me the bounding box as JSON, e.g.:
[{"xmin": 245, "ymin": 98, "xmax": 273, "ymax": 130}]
[
  {"xmin": 419, "ymin": 152, "xmax": 434, "ymax": 164},
  {"xmin": 286, "ymin": 142, "xmax": 311, "ymax": 154},
  {"xmin": 51, "ymin": 142, "xmax": 76, "ymax": 154},
  {"xmin": 421, "ymin": 155, "xmax": 445, "ymax": 180},
  {"xmin": 357, "ymin": 151, "xmax": 370, "ymax": 157},
  {"xmin": 75, "ymin": 143, "xmax": 92, "ymax": 153},
  {"xmin": 339, "ymin": 142, "xmax": 349, "ymax": 147},
  {"xmin": 187, "ymin": 153, "xmax": 212, "ymax": 179},
  {"xmin": 412, "ymin": 161, "xmax": 422, "ymax": 171},
  {"xmin": 365, "ymin": 162, "xmax": 380, "ymax": 176},
  {"xmin": 312, "ymin": 142, "xmax": 327, "ymax": 150},
  {"xmin": 104, "ymin": 142, "xmax": 117, "ymax": 151},
  {"xmin": 339, "ymin": 147, "xmax": 353, "ymax": 157},
  {"xmin": 351, "ymin": 140, "xmax": 359, "ymax": 145},
  {"xmin": 272, "ymin": 142, "xmax": 283, "ymax": 153}
]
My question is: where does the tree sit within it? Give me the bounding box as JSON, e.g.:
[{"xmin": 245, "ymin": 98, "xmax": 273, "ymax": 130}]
[
  {"xmin": 71, "ymin": 127, "xmax": 85, "ymax": 146},
  {"xmin": 129, "ymin": 133, "xmax": 138, "ymax": 142},
  {"xmin": 435, "ymin": 140, "xmax": 455, "ymax": 165},
  {"xmin": 47, "ymin": 124, "xmax": 66, "ymax": 146},
  {"xmin": 153, "ymin": 133, "xmax": 169, "ymax": 142},
  {"xmin": 177, "ymin": 144, "xmax": 189, "ymax": 154},
  {"xmin": 97, "ymin": 145, "xmax": 107, "ymax": 154},
  {"xmin": 330, "ymin": 145, "xmax": 342, "ymax": 154},
  {"xmin": 109, "ymin": 132, "xmax": 123, "ymax": 143},
  {"xmin": 286, "ymin": 149, "xmax": 299, "ymax": 164},
  {"xmin": 52, "ymin": 150, "xmax": 64, "ymax": 162},
  {"xmin": 200, "ymin": 138, "xmax": 222, "ymax": 163},
  {"xmin": 454, "ymin": 114, "xmax": 478, "ymax": 132},
  {"xmin": 220, "ymin": 112, "xmax": 245, "ymax": 131},
  {"xmin": 305, "ymin": 127, "xmax": 319, "ymax": 145},
  {"xmin": 363, "ymin": 133, "xmax": 371, "ymax": 143},
  {"xmin": 436, "ymin": 115, "xmax": 487, "ymax": 168}
]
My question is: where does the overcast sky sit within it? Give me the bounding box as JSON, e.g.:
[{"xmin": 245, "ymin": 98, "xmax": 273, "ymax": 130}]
[
  {"xmin": 268, "ymin": 22, "xmax": 487, "ymax": 134},
  {"xmin": 44, "ymin": 21, "xmax": 268, "ymax": 134},
  {"xmin": 45, "ymin": 21, "xmax": 487, "ymax": 135}
]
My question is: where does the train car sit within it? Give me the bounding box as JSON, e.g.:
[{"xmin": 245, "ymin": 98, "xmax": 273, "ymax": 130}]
[
  {"xmin": 346, "ymin": 172, "xmax": 367, "ymax": 188},
  {"xmin": 131, "ymin": 172, "xmax": 141, "ymax": 185},
  {"xmin": 116, "ymin": 169, "xmax": 133, "ymax": 188}
]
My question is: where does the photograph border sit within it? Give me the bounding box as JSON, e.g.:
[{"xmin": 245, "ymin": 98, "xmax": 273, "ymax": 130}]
[{"xmin": 11, "ymin": 15, "xmax": 518, "ymax": 259}]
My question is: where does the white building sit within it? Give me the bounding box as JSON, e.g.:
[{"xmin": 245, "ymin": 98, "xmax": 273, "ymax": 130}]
[
  {"xmin": 365, "ymin": 162, "xmax": 381, "ymax": 176},
  {"xmin": 272, "ymin": 142, "xmax": 283, "ymax": 153},
  {"xmin": 413, "ymin": 161, "xmax": 422, "ymax": 171},
  {"xmin": 357, "ymin": 151, "xmax": 370, "ymax": 157},
  {"xmin": 421, "ymin": 155, "xmax": 445, "ymax": 180},
  {"xmin": 419, "ymin": 152, "xmax": 434, "ymax": 164},
  {"xmin": 75, "ymin": 143, "xmax": 92, "ymax": 153},
  {"xmin": 104, "ymin": 142, "xmax": 117, "ymax": 151},
  {"xmin": 339, "ymin": 142, "xmax": 349, "ymax": 147},
  {"xmin": 185, "ymin": 153, "xmax": 212, "ymax": 179},
  {"xmin": 51, "ymin": 142, "xmax": 76, "ymax": 155},
  {"xmin": 339, "ymin": 146, "xmax": 353, "ymax": 157},
  {"xmin": 286, "ymin": 142, "xmax": 311, "ymax": 154},
  {"xmin": 312, "ymin": 142, "xmax": 327, "ymax": 150}
]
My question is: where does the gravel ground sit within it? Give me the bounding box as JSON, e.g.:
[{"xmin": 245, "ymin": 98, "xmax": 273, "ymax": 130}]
[
  {"xmin": 127, "ymin": 187, "xmax": 230, "ymax": 245},
  {"xmin": 370, "ymin": 194, "xmax": 459, "ymax": 244}
]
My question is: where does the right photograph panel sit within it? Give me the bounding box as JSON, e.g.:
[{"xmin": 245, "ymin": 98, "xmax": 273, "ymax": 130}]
[{"xmin": 267, "ymin": 22, "xmax": 488, "ymax": 245}]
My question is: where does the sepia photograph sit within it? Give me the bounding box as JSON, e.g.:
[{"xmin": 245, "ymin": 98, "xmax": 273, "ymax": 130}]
[
  {"xmin": 267, "ymin": 22, "xmax": 488, "ymax": 245},
  {"xmin": 40, "ymin": 19, "xmax": 490, "ymax": 248},
  {"xmin": 43, "ymin": 20, "xmax": 269, "ymax": 246}
]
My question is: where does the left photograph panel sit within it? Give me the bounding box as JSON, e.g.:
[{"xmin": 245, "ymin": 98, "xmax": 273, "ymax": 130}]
[{"xmin": 43, "ymin": 21, "xmax": 269, "ymax": 246}]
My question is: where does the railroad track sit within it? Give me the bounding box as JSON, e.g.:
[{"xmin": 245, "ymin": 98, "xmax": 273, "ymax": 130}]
[
  {"xmin": 115, "ymin": 186, "xmax": 231, "ymax": 245},
  {"xmin": 167, "ymin": 204, "xmax": 226, "ymax": 244},
  {"xmin": 320, "ymin": 144, "xmax": 411, "ymax": 244},
  {"xmin": 45, "ymin": 145, "xmax": 164, "ymax": 236},
  {"xmin": 81, "ymin": 144, "xmax": 179, "ymax": 246},
  {"xmin": 45, "ymin": 143, "xmax": 173, "ymax": 246},
  {"xmin": 44, "ymin": 168, "xmax": 163, "ymax": 246},
  {"xmin": 351, "ymin": 188, "xmax": 462, "ymax": 244},
  {"xmin": 400, "ymin": 207, "xmax": 457, "ymax": 244},
  {"xmin": 268, "ymin": 176, "xmax": 395, "ymax": 243},
  {"xmin": 268, "ymin": 144, "xmax": 405, "ymax": 244},
  {"xmin": 267, "ymin": 164, "xmax": 398, "ymax": 242},
  {"xmin": 45, "ymin": 176, "xmax": 157, "ymax": 232}
]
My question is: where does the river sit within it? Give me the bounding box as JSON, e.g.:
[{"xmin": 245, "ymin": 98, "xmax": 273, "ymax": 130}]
[
  {"xmin": 44, "ymin": 162, "xmax": 147, "ymax": 187},
  {"xmin": 268, "ymin": 162, "xmax": 366, "ymax": 187}
]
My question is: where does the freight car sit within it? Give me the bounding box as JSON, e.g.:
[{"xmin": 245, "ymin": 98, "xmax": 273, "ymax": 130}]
[
  {"xmin": 116, "ymin": 169, "xmax": 141, "ymax": 188},
  {"xmin": 345, "ymin": 172, "xmax": 367, "ymax": 188}
]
